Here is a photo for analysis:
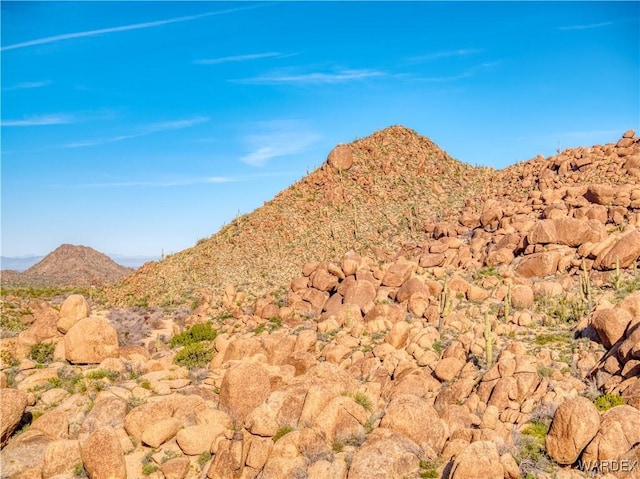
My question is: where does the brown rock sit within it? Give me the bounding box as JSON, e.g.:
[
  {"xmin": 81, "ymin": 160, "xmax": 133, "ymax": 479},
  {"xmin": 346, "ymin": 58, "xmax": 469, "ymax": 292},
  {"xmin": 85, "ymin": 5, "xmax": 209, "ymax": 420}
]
[
  {"xmin": 219, "ymin": 362, "xmax": 271, "ymax": 424},
  {"xmin": 591, "ymin": 308, "xmax": 633, "ymax": 349},
  {"xmin": 343, "ymin": 280, "xmax": 376, "ymax": 314},
  {"xmin": 81, "ymin": 427, "xmax": 126, "ymax": 479},
  {"xmin": 529, "ymin": 218, "xmax": 606, "ymax": 247},
  {"xmin": 380, "ymin": 393, "xmax": 448, "ymax": 458},
  {"xmin": 582, "ymin": 405, "xmax": 640, "ymax": 466},
  {"xmin": 546, "ymin": 396, "xmax": 600, "ymax": 465},
  {"xmin": 311, "ymin": 269, "xmax": 339, "ymax": 292},
  {"xmin": 623, "ymin": 130, "xmax": 636, "ymax": 139},
  {"xmin": 396, "ymin": 277, "xmax": 429, "ymax": 303},
  {"xmin": 434, "ymin": 357, "xmax": 465, "ymax": 382},
  {"xmin": 124, "ymin": 398, "xmax": 175, "ymax": 439},
  {"xmin": 347, "ymin": 428, "xmax": 422, "ymax": 479},
  {"xmin": 327, "ymin": 144, "xmax": 354, "ymax": 171},
  {"xmin": 381, "ymin": 261, "xmax": 416, "ymax": 287},
  {"xmin": 595, "ymin": 230, "xmax": 640, "ymax": 270},
  {"xmin": 141, "ymin": 417, "xmax": 182, "ymax": 448},
  {"xmin": 161, "ymin": 457, "xmax": 191, "ymax": 479},
  {"xmin": 42, "ymin": 439, "xmax": 81, "ymax": 479},
  {"xmin": 57, "ymin": 294, "xmax": 90, "ymax": 333},
  {"xmin": 585, "ymin": 184, "xmax": 616, "ymax": 205},
  {"xmin": 64, "ymin": 317, "xmax": 119, "ymax": 364},
  {"xmin": 449, "ymin": 441, "xmax": 504, "ymax": 479},
  {"xmin": 515, "ymin": 251, "xmax": 561, "ymax": 278},
  {"xmin": 177, "ymin": 424, "xmax": 226, "ymax": 455},
  {"xmin": 1, "ymin": 388, "xmax": 28, "ymax": 447},
  {"xmin": 31, "ymin": 408, "xmax": 69, "ymax": 440},
  {"xmin": 511, "ymin": 285, "xmax": 534, "ymax": 309}
]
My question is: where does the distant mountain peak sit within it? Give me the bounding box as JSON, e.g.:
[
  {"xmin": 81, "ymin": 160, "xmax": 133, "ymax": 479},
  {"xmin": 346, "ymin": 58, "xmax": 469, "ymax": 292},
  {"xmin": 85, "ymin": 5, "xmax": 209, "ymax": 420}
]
[{"xmin": 5, "ymin": 244, "xmax": 132, "ymax": 287}]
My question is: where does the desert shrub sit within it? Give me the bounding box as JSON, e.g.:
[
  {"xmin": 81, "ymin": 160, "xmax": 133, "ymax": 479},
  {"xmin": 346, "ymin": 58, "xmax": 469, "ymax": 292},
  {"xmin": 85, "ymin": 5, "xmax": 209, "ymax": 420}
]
[
  {"xmin": 272, "ymin": 425, "xmax": 294, "ymax": 442},
  {"xmin": 170, "ymin": 322, "xmax": 217, "ymax": 348},
  {"xmin": 29, "ymin": 341, "xmax": 55, "ymax": 364},
  {"xmin": 513, "ymin": 420, "xmax": 552, "ymax": 477},
  {"xmin": 108, "ymin": 307, "xmax": 155, "ymax": 346},
  {"xmin": 198, "ymin": 451, "xmax": 212, "ymax": 466},
  {"xmin": 85, "ymin": 368, "xmax": 120, "ymax": 381},
  {"xmin": 141, "ymin": 464, "xmax": 157, "ymax": 475},
  {"xmin": 173, "ymin": 342, "xmax": 213, "ymax": 368},
  {"xmin": 593, "ymin": 393, "xmax": 625, "ymax": 411}
]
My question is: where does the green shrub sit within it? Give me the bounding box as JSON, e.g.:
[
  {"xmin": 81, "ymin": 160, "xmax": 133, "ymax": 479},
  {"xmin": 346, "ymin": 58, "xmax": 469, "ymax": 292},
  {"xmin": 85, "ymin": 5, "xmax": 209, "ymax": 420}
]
[
  {"xmin": 85, "ymin": 368, "xmax": 120, "ymax": 381},
  {"xmin": 72, "ymin": 463, "xmax": 87, "ymax": 478},
  {"xmin": 272, "ymin": 425, "xmax": 294, "ymax": 442},
  {"xmin": 173, "ymin": 342, "xmax": 213, "ymax": 368},
  {"xmin": 350, "ymin": 392, "xmax": 372, "ymax": 411},
  {"xmin": 29, "ymin": 341, "xmax": 55, "ymax": 364},
  {"xmin": 593, "ymin": 393, "xmax": 625, "ymax": 411},
  {"xmin": 170, "ymin": 322, "xmax": 217, "ymax": 348},
  {"xmin": 198, "ymin": 451, "xmax": 212, "ymax": 466},
  {"xmin": 141, "ymin": 464, "xmax": 157, "ymax": 475}
]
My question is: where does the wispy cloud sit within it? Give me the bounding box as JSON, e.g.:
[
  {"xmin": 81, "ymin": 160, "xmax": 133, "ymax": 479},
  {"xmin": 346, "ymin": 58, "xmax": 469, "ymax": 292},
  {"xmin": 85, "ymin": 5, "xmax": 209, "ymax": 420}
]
[
  {"xmin": 239, "ymin": 120, "xmax": 320, "ymax": 166},
  {"xmin": 1, "ymin": 114, "xmax": 76, "ymax": 127},
  {"xmin": 195, "ymin": 52, "xmax": 295, "ymax": 65},
  {"xmin": 558, "ymin": 21, "xmax": 615, "ymax": 31},
  {"xmin": 62, "ymin": 116, "xmax": 209, "ymax": 148},
  {"xmin": 2, "ymin": 80, "xmax": 52, "ymax": 91},
  {"xmin": 1, "ymin": 4, "xmax": 266, "ymax": 52},
  {"xmin": 55, "ymin": 172, "xmax": 293, "ymax": 188},
  {"xmin": 237, "ymin": 69, "xmax": 386, "ymax": 85},
  {"xmin": 415, "ymin": 61, "xmax": 500, "ymax": 82},
  {"xmin": 407, "ymin": 48, "xmax": 484, "ymax": 63}
]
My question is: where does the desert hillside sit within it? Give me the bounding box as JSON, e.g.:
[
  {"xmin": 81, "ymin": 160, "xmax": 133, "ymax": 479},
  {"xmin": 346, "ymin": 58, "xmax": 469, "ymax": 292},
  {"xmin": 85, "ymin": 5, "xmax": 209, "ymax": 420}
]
[
  {"xmin": 1, "ymin": 127, "xmax": 639, "ymax": 479},
  {"xmin": 107, "ymin": 126, "xmax": 493, "ymax": 307},
  {"xmin": 4, "ymin": 244, "xmax": 133, "ymax": 287}
]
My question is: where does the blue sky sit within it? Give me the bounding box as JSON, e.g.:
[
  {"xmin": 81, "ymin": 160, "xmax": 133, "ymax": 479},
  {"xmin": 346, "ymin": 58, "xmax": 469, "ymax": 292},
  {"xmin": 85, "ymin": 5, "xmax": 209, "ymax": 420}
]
[{"xmin": 1, "ymin": 1, "xmax": 638, "ymax": 258}]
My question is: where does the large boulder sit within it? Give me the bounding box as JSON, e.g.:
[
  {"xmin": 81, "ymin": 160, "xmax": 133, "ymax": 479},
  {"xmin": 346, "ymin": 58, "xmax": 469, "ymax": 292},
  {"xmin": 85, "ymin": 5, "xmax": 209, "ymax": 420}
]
[
  {"xmin": 529, "ymin": 218, "xmax": 606, "ymax": 247},
  {"xmin": 347, "ymin": 428, "xmax": 422, "ymax": 479},
  {"xmin": 64, "ymin": 317, "xmax": 119, "ymax": 364},
  {"xmin": 57, "ymin": 294, "xmax": 90, "ymax": 333},
  {"xmin": 591, "ymin": 308, "xmax": 633, "ymax": 349},
  {"xmin": 327, "ymin": 144, "xmax": 354, "ymax": 171},
  {"xmin": 219, "ymin": 361, "xmax": 271, "ymax": 424},
  {"xmin": 1, "ymin": 388, "xmax": 28, "ymax": 447},
  {"xmin": 595, "ymin": 230, "xmax": 640, "ymax": 270},
  {"xmin": 80, "ymin": 427, "xmax": 126, "ymax": 479},
  {"xmin": 42, "ymin": 439, "xmax": 82, "ymax": 479},
  {"xmin": 449, "ymin": 441, "xmax": 504, "ymax": 479},
  {"xmin": 380, "ymin": 393, "xmax": 448, "ymax": 458},
  {"xmin": 546, "ymin": 396, "xmax": 600, "ymax": 464},
  {"xmin": 581, "ymin": 405, "xmax": 640, "ymax": 466}
]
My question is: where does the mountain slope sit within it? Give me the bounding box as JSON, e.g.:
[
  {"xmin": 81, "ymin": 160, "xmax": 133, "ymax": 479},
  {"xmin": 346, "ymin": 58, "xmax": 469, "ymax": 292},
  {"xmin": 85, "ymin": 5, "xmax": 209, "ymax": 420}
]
[
  {"xmin": 9, "ymin": 244, "xmax": 132, "ymax": 287},
  {"xmin": 108, "ymin": 126, "xmax": 491, "ymax": 306}
]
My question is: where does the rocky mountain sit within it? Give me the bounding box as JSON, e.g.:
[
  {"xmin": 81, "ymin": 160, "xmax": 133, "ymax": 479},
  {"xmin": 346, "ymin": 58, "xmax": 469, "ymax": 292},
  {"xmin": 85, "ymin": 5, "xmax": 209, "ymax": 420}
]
[
  {"xmin": 6, "ymin": 244, "xmax": 133, "ymax": 287},
  {"xmin": 108, "ymin": 126, "xmax": 640, "ymax": 309},
  {"xmin": 1, "ymin": 126, "xmax": 639, "ymax": 479},
  {"xmin": 107, "ymin": 126, "xmax": 492, "ymax": 306}
]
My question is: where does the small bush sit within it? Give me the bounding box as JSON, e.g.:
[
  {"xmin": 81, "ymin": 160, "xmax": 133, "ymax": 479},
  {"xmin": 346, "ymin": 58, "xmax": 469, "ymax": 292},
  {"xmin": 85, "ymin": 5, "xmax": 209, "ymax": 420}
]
[
  {"xmin": 198, "ymin": 451, "xmax": 212, "ymax": 466},
  {"xmin": 73, "ymin": 463, "xmax": 87, "ymax": 478},
  {"xmin": 593, "ymin": 393, "xmax": 625, "ymax": 411},
  {"xmin": 29, "ymin": 341, "xmax": 55, "ymax": 364},
  {"xmin": 173, "ymin": 342, "xmax": 213, "ymax": 368},
  {"xmin": 352, "ymin": 392, "xmax": 372, "ymax": 411},
  {"xmin": 141, "ymin": 464, "xmax": 157, "ymax": 475},
  {"xmin": 332, "ymin": 441, "xmax": 344, "ymax": 453},
  {"xmin": 85, "ymin": 368, "xmax": 120, "ymax": 381},
  {"xmin": 272, "ymin": 425, "xmax": 294, "ymax": 442},
  {"xmin": 170, "ymin": 322, "xmax": 217, "ymax": 348}
]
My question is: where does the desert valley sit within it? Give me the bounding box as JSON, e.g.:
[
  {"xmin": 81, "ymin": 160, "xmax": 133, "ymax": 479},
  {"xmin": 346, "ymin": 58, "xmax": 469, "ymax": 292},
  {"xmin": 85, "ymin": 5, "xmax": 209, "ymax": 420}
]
[{"xmin": 1, "ymin": 126, "xmax": 640, "ymax": 479}]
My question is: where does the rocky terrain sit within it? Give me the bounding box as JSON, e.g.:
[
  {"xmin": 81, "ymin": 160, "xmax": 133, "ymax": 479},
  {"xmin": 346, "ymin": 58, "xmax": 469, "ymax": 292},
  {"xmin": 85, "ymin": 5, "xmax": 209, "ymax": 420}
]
[
  {"xmin": 1, "ymin": 127, "xmax": 639, "ymax": 479},
  {"xmin": 2, "ymin": 244, "xmax": 133, "ymax": 288}
]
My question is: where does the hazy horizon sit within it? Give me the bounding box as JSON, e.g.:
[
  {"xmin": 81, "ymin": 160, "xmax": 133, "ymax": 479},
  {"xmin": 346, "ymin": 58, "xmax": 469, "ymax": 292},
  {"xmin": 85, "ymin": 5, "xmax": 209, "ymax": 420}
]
[{"xmin": 2, "ymin": 1, "xmax": 638, "ymax": 258}]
